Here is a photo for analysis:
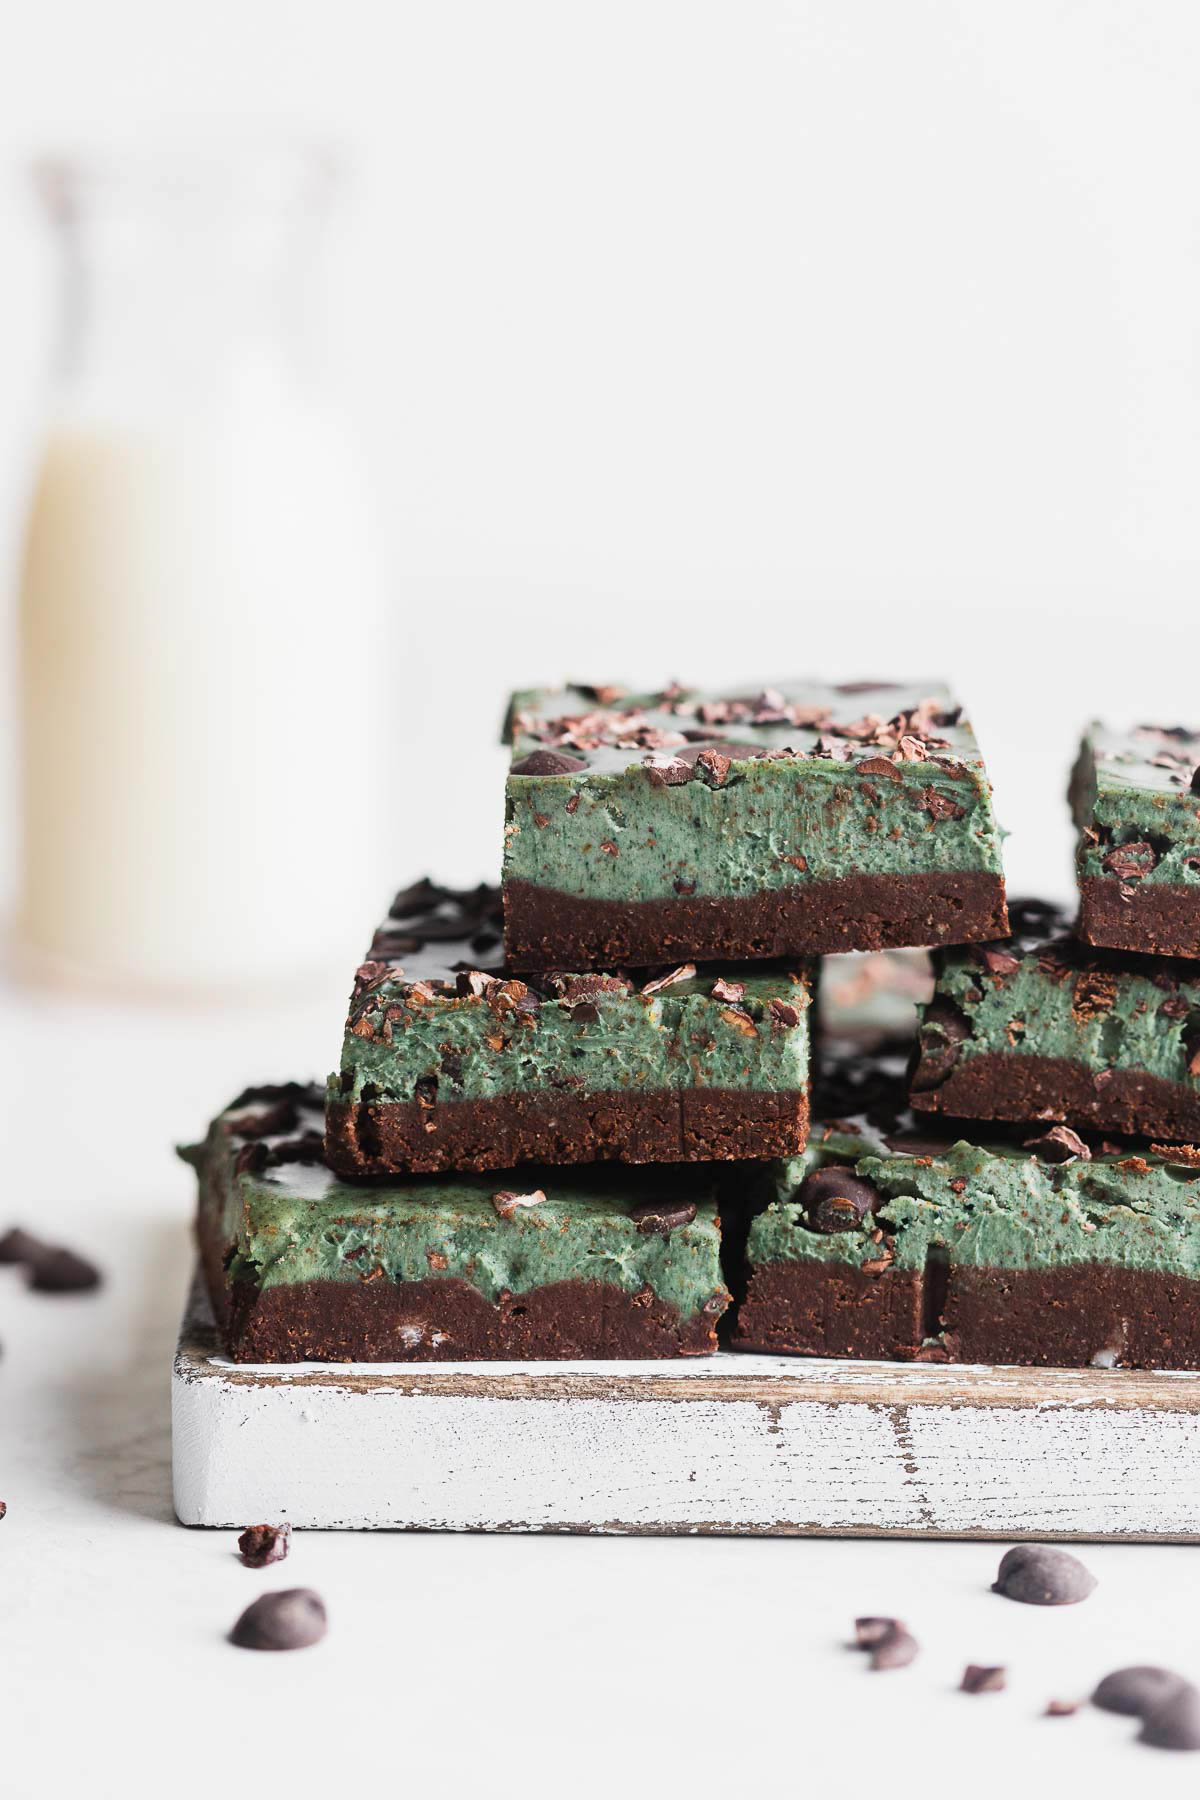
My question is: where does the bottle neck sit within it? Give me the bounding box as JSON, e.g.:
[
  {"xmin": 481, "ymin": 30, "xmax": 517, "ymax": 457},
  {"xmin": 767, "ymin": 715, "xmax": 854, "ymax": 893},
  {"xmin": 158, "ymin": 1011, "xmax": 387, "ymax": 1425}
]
[{"xmin": 38, "ymin": 146, "xmax": 336, "ymax": 428}]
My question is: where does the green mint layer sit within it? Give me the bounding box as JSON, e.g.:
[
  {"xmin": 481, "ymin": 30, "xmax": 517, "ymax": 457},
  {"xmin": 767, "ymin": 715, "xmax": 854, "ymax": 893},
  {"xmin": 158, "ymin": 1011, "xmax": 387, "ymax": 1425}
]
[
  {"xmin": 334, "ymin": 964, "xmax": 810, "ymax": 1107},
  {"xmin": 191, "ymin": 1089, "xmax": 728, "ymax": 1320},
  {"xmin": 918, "ymin": 898, "xmax": 1200, "ymax": 1089},
  {"xmin": 1071, "ymin": 723, "xmax": 1200, "ymax": 890},
  {"xmin": 748, "ymin": 1111, "xmax": 1200, "ymax": 1280},
  {"xmin": 503, "ymin": 681, "xmax": 1004, "ymax": 904}
]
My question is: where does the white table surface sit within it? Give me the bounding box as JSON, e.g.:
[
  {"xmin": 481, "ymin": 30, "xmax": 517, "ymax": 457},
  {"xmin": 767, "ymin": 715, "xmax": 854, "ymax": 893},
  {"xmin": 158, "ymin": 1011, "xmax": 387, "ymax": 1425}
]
[{"xmin": 5, "ymin": 972, "xmax": 1200, "ymax": 1800}]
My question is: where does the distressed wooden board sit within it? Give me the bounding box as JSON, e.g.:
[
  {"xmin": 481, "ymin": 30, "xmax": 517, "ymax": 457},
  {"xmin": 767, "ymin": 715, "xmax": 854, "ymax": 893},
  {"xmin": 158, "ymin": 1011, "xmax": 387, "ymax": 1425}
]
[{"xmin": 171, "ymin": 1273, "xmax": 1200, "ymax": 1537}]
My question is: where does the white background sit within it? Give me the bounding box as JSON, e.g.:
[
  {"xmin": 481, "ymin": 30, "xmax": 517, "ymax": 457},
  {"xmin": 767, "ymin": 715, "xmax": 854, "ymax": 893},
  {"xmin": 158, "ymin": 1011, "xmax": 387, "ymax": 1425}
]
[
  {"xmin": 3, "ymin": 1, "xmax": 1200, "ymax": 898},
  {"xmin": 5, "ymin": 6, "xmax": 1200, "ymax": 1796}
]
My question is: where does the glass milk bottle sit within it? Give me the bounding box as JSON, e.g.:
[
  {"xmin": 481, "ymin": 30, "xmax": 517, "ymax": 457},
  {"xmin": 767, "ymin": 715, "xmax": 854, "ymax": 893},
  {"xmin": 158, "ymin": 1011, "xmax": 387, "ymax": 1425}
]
[{"xmin": 16, "ymin": 145, "xmax": 389, "ymax": 991}]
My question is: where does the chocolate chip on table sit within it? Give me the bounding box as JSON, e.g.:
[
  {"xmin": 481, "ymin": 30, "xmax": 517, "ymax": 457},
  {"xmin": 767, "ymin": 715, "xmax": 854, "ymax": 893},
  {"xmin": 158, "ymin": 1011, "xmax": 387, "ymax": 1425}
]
[
  {"xmin": 238, "ymin": 1523, "xmax": 292, "ymax": 1569},
  {"xmin": 1, "ymin": 1225, "xmax": 102, "ymax": 1292},
  {"xmin": 0, "ymin": 1502, "xmax": 7, "ymax": 1521},
  {"xmin": 1139, "ymin": 1683, "xmax": 1200, "ymax": 1751},
  {"xmin": 1044, "ymin": 1699, "xmax": 1080, "ymax": 1717},
  {"xmin": 630, "ymin": 1200, "xmax": 697, "ymax": 1235},
  {"xmin": 510, "ymin": 749, "xmax": 588, "ymax": 776},
  {"xmin": 961, "ymin": 1665, "xmax": 1007, "ymax": 1694},
  {"xmin": 27, "ymin": 1245, "xmax": 103, "ymax": 1293},
  {"xmin": 1091, "ymin": 1666, "xmax": 1187, "ymax": 1718},
  {"xmin": 0, "ymin": 1227, "xmax": 45, "ymax": 1264},
  {"xmin": 991, "ymin": 1545, "xmax": 1097, "ymax": 1606},
  {"xmin": 799, "ymin": 1166, "xmax": 881, "ymax": 1233},
  {"xmin": 230, "ymin": 1589, "xmax": 327, "ymax": 1651}
]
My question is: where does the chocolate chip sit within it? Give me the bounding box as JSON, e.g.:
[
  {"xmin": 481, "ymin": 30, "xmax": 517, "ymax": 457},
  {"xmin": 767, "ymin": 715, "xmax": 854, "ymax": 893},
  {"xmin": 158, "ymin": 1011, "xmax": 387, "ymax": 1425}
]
[
  {"xmin": 799, "ymin": 1165, "xmax": 881, "ymax": 1233},
  {"xmin": 961, "ymin": 1665, "xmax": 1007, "ymax": 1694},
  {"xmin": 711, "ymin": 978, "xmax": 746, "ymax": 1003},
  {"xmin": 1044, "ymin": 1699, "xmax": 1080, "ymax": 1717},
  {"xmin": 1139, "ymin": 1683, "xmax": 1200, "ymax": 1750},
  {"xmin": 1092, "ymin": 1667, "xmax": 1186, "ymax": 1718},
  {"xmin": 991, "ymin": 1545, "xmax": 1096, "ymax": 1606},
  {"xmin": 1024, "ymin": 1125, "xmax": 1091, "ymax": 1164},
  {"xmin": 230, "ymin": 1588, "xmax": 327, "ymax": 1651},
  {"xmin": 238, "ymin": 1523, "xmax": 292, "ymax": 1568},
  {"xmin": 917, "ymin": 785, "xmax": 966, "ymax": 822},
  {"xmin": 511, "ymin": 749, "xmax": 588, "ymax": 777},
  {"xmin": 26, "ymin": 1246, "xmax": 101, "ymax": 1293},
  {"xmin": 0, "ymin": 1227, "xmax": 46, "ymax": 1265},
  {"xmin": 768, "ymin": 998, "xmax": 802, "ymax": 1029},
  {"xmin": 630, "ymin": 1200, "xmax": 697, "ymax": 1235},
  {"xmin": 910, "ymin": 998, "xmax": 970, "ymax": 1091},
  {"xmin": 1191, "ymin": 766, "xmax": 1200, "ymax": 795},
  {"xmin": 1101, "ymin": 840, "xmax": 1157, "ymax": 881}
]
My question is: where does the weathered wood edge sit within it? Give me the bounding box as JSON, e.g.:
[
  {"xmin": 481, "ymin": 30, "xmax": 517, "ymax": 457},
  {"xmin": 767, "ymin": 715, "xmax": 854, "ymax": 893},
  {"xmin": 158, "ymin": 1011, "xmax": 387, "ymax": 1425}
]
[{"xmin": 175, "ymin": 1275, "xmax": 1200, "ymax": 1414}]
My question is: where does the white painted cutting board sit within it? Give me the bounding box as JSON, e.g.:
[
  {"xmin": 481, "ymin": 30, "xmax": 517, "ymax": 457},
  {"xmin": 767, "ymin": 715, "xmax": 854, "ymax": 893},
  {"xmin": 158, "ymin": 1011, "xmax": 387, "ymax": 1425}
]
[{"xmin": 172, "ymin": 1274, "xmax": 1200, "ymax": 1537}]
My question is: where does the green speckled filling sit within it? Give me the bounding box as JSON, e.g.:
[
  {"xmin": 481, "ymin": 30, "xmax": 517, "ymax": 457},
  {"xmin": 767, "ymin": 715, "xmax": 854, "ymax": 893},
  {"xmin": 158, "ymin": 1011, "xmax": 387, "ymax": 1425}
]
[
  {"xmin": 749, "ymin": 1134, "xmax": 1200, "ymax": 1278},
  {"xmin": 504, "ymin": 757, "xmax": 1003, "ymax": 904},
  {"xmin": 926, "ymin": 945, "xmax": 1200, "ymax": 1087},
  {"xmin": 332, "ymin": 970, "xmax": 810, "ymax": 1107},
  {"xmin": 1073, "ymin": 725, "xmax": 1200, "ymax": 889},
  {"xmin": 196, "ymin": 1106, "xmax": 727, "ymax": 1321}
]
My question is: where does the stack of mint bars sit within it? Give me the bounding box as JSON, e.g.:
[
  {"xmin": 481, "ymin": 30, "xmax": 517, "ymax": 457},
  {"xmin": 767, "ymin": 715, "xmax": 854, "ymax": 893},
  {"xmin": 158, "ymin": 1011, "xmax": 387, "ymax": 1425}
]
[{"xmin": 186, "ymin": 690, "xmax": 1200, "ymax": 1369}]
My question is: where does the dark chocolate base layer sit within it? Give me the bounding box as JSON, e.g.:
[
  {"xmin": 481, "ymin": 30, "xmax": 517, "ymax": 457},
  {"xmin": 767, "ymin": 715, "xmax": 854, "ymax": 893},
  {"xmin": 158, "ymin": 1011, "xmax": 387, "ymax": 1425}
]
[
  {"xmin": 730, "ymin": 1260, "xmax": 925, "ymax": 1361},
  {"xmin": 731, "ymin": 1258, "xmax": 1200, "ymax": 1369},
  {"xmin": 199, "ymin": 1207, "xmax": 723, "ymax": 1362},
  {"xmin": 1078, "ymin": 876, "xmax": 1200, "ymax": 958},
  {"xmin": 910, "ymin": 1050, "xmax": 1200, "ymax": 1144},
  {"xmin": 326, "ymin": 1087, "xmax": 810, "ymax": 1176},
  {"xmin": 225, "ymin": 1275, "xmax": 722, "ymax": 1363},
  {"xmin": 943, "ymin": 1266, "xmax": 1200, "ymax": 1368},
  {"xmin": 503, "ymin": 871, "xmax": 1009, "ymax": 970}
]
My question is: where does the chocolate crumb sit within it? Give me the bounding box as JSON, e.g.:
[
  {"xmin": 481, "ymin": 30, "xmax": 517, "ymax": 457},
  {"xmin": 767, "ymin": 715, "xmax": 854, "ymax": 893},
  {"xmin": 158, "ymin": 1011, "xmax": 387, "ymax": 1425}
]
[
  {"xmin": 711, "ymin": 977, "xmax": 746, "ymax": 1003},
  {"xmin": 961, "ymin": 1664, "xmax": 1007, "ymax": 1694},
  {"xmin": 238, "ymin": 1523, "xmax": 292, "ymax": 1569},
  {"xmin": 869, "ymin": 1627, "xmax": 920, "ymax": 1671},
  {"xmin": 642, "ymin": 963, "xmax": 697, "ymax": 995},
  {"xmin": 1024, "ymin": 1125, "xmax": 1091, "ymax": 1164},
  {"xmin": 853, "ymin": 1616, "xmax": 903, "ymax": 1648},
  {"xmin": 694, "ymin": 747, "xmax": 732, "ymax": 787},
  {"xmin": 492, "ymin": 1189, "xmax": 547, "ymax": 1220},
  {"xmin": 630, "ymin": 1200, "xmax": 697, "ymax": 1235},
  {"xmin": 1045, "ymin": 1699, "xmax": 1080, "ymax": 1717}
]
